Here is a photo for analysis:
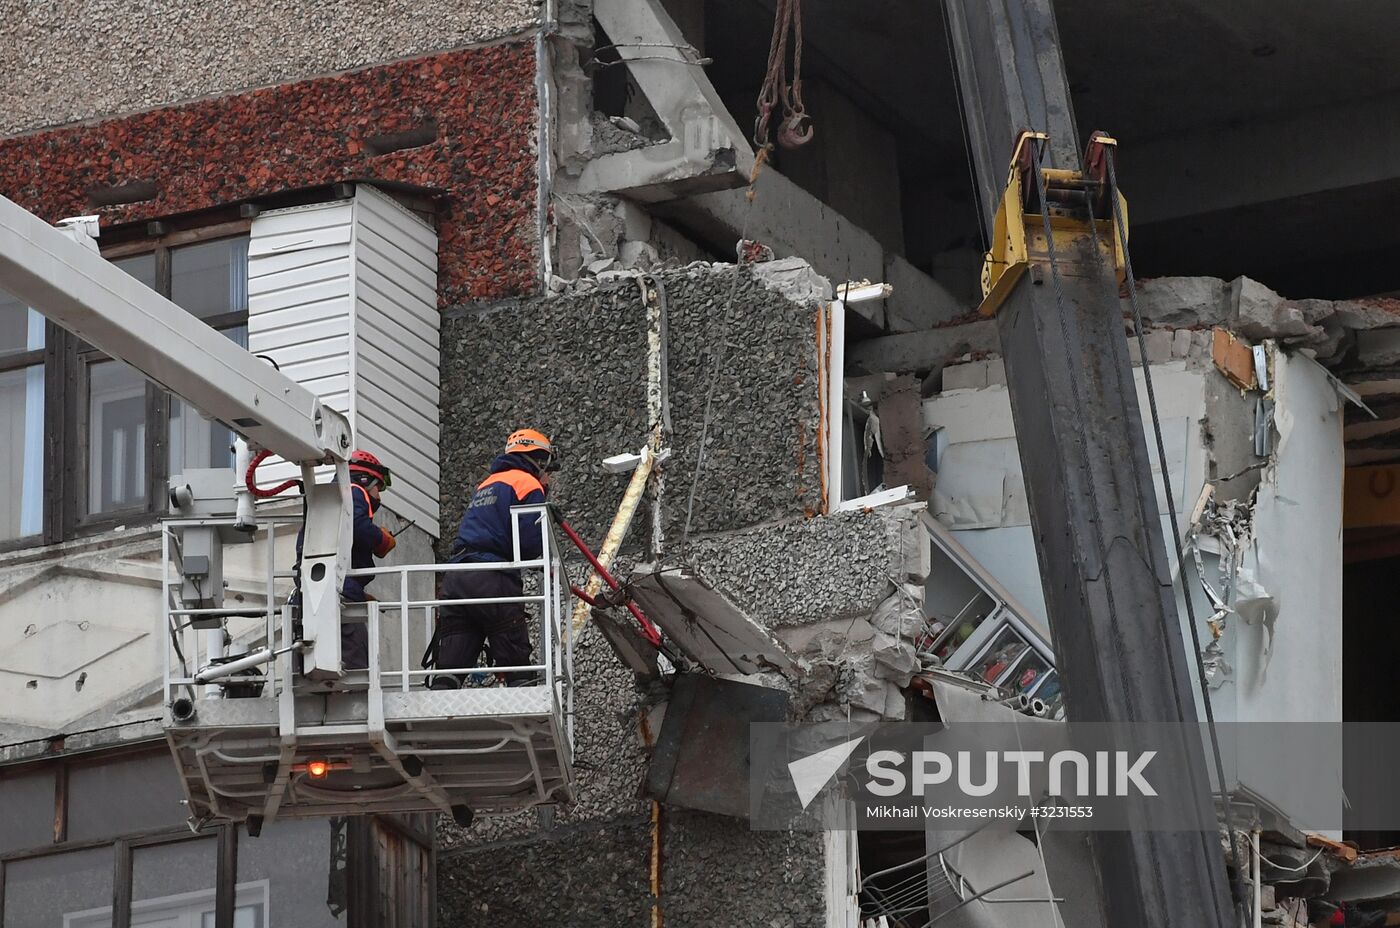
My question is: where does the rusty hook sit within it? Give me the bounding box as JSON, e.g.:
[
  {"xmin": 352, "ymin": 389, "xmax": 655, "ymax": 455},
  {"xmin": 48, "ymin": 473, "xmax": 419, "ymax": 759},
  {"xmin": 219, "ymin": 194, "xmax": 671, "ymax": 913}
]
[{"xmin": 777, "ymin": 111, "xmax": 814, "ymax": 149}]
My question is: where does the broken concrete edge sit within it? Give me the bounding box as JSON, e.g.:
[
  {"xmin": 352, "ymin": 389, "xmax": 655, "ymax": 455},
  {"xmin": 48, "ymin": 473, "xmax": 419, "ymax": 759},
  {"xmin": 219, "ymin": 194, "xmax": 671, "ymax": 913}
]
[
  {"xmin": 610, "ymin": 504, "xmax": 938, "ymax": 724},
  {"xmin": 0, "ymin": 713, "xmax": 164, "ymax": 764},
  {"xmin": 847, "ymin": 275, "xmax": 1400, "ymax": 390}
]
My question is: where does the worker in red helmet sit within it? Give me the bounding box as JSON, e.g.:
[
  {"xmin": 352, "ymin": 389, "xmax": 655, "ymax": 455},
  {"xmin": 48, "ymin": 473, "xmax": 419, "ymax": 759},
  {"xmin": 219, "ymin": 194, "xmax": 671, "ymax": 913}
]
[
  {"xmin": 425, "ymin": 429, "xmax": 557, "ymax": 689},
  {"xmin": 294, "ymin": 450, "xmax": 397, "ymax": 670}
]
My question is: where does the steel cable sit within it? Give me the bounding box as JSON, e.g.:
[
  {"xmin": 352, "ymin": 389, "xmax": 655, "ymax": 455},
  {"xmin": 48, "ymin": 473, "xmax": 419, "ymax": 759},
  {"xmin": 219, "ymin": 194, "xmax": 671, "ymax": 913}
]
[{"xmin": 1101, "ymin": 147, "xmax": 1251, "ymax": 926}]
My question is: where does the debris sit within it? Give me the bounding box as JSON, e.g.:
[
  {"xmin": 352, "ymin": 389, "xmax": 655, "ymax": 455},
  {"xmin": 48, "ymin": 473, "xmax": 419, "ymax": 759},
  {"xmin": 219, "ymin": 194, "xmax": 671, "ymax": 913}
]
[
  {"xmin": 629, "ymin": 566, "xmax": 798, "ymax": 676},
  {"xmin": 1308, "ymin": 834, "xmax": 1360, "ymax": 864},
  {"xmin": 1213, "ymin": 328, "xmax": 1258, "ymax": 390},
  {"xmin": 642, "ymin": 673, "xmax": 788, "ymax": 819}
]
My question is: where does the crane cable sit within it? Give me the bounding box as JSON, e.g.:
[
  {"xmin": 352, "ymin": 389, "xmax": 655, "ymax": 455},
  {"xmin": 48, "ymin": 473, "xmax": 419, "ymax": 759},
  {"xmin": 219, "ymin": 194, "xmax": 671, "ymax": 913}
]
[
  {"xmin": 1096, "ymin": 146, "xmax": 1252, "ymax": 925},
  {"xmin": 1030, "ymin": 141, "xmax": 1243, "ymax": 927}
]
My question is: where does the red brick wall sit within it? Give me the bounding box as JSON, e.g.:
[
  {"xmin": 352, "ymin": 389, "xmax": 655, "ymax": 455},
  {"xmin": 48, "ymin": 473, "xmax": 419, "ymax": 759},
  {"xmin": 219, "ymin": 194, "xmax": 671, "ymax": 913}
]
[{"xmin": 0, "ymin": 44, "xmax": 538, "ymax": 303}]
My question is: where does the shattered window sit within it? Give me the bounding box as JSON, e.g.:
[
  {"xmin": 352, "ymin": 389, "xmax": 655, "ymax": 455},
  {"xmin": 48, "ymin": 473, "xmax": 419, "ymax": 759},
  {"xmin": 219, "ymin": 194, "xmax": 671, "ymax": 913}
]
[{"xmin": 969, "ymin": 626, "xmax": 1029, "ymax": 686}]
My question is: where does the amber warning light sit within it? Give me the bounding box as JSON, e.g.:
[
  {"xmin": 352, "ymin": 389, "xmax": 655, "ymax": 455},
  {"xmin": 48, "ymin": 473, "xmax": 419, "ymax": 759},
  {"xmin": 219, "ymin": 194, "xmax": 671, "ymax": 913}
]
[{"xmin": 293, "ymin": 759, "xmax": 347, "ymax": 778}]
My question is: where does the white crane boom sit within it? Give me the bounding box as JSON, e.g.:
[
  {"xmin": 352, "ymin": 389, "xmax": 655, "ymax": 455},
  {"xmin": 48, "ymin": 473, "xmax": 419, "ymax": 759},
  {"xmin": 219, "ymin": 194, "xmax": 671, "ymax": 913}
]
[
  {"xmin": 0, "ymin": 192, "xmax": 351, "ymax": 462},
  {"xmin": 0, "ymin": 192, "xmax": 352, "ymax": 677}
]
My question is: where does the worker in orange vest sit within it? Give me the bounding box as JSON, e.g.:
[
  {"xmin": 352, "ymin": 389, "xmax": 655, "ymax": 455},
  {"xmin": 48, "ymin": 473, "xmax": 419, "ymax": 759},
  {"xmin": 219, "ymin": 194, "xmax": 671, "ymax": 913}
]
[{"xmin": 426, "ymin": 429, "xmax": 556, "ymax": 689}]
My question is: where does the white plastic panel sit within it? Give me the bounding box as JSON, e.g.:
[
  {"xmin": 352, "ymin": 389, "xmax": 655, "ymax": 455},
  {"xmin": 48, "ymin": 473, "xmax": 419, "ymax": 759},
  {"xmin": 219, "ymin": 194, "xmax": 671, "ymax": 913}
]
[
  {"xmin": 247, "ymin": 200, "xmax": 355, "ymax": 487},
  {"xmin": 247, "ymin": 188, "xmax": 441, "ymax": 536},
  {"xmin": 351, "ymin": 187, "xmax": 440, "ymax": 537}
]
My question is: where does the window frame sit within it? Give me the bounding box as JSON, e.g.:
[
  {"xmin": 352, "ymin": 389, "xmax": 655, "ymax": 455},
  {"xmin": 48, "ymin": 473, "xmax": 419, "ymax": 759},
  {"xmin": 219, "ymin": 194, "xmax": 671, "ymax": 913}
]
[
  {"xmin": 0, "ymin": 746, "xmax": 426, "ymax": 928},
  {"xmin": 18, "ymin": 219, "xmax": 254, "ymax": 546},
  {"xmin": 0, "ymin": 296, "xmax": 50, "ymax": 549}
]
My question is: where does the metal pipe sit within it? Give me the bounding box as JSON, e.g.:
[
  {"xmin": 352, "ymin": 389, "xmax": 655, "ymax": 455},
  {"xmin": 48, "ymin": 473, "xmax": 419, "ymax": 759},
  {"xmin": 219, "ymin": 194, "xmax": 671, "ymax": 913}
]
[
  {"xmin": 1260, "ymin": 828, "xmax": 1271, "ymax": 928},
  {"xmin": 347, "ymin": 558, "xmax": 546, "ymax": 578},
  {"xmin": 559, "ymin": 516, "xmax": 662, "ymax": 644},
  {"xmin": 204, "ymin": 628, "xmax": 226, "ymax": 699},
  {"xmin": 233, "ymin": 438, "xmax": 257, "ymax": 532},
  {"xmin": 860, "ymin": 823, "xmax": 992, "ymax": 883},
  {"xmin": 194, "ymin": 642, "xmax": 305, "ymax": 683},
  {"xmin": 928, "ymin": 871, "xmax": 1036, "ymax": 924}
]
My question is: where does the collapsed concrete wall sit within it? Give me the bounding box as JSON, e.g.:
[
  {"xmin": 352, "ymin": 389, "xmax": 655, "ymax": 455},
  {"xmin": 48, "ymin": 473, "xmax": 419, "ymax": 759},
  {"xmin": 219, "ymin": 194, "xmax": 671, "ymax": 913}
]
[
  {"xmin": 923, "ymin": 337, "xmax": 1346, "ymax": 830},
  {"xmin": 440, "ymin": 261, "xmax": 824, "ymax": 549},
  {"xmin": 846, "ymin": 274, "xmax": 1400, "ymax": 391},
  {"xmin": 436, "ymin": 260, "xmax": 834, "ymax": 925},
  {"xmin": 436, "ymin": 258, "xmax": 933, "ymax": 924}
]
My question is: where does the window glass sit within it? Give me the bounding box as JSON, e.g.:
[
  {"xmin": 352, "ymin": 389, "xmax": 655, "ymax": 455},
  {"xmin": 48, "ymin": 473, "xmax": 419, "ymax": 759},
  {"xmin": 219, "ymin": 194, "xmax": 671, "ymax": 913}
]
[
  {"xmin": 1007, "ymin": 648, "xmax": 1051, "ymax": 696},
  {"xmin": 0, "ymin": 765, "xmax": 54, "ymax": 854},
  {"xmin": 169, "ymin": 325, "xmax": 247, "ymax": 474},
  {"xmin": 1, "ymin": 846, "xmax": 113, "ymax": 927},
  {"xmin": 0, "ymin": 364, "xmax": 45, "ymax": 539},
  {"xmin": 68, "ymin": 751, "xmax": 186, "ymax": 842},
  {"xmin": 172, "ymin": 238, "xmax": 249, "ymax": 320},
  {"xmin": 201, "ymin": 904, "xmax": 265, "ymax": 928},
  {"xmin": 132, "ymin": 837, "xmax": 217, "ymax": 912},
  {"xmin": 238, "ymin": 818, "xmax": 346, "ymax": 926},
  {"xmin": 971, "ymin": 626, "xmax": 1029, "ymax": 685},
  {"xmin": 87, "ymin": 359, "xmax": 148, "ymax": 515},
  {"xmin": 113, "ymin": 252, "xmax": 158, "ymax": 291},
  {"xmin": 0, "ymin": 290, "xmax": 43, "ymax": 357}
]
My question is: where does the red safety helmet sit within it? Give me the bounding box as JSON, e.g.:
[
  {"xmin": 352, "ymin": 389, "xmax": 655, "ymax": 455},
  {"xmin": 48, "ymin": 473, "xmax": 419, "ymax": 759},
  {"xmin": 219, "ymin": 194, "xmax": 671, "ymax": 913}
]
[{"xmin": 348, "ymin": 450, "xmax": 392, "ymax": 488}]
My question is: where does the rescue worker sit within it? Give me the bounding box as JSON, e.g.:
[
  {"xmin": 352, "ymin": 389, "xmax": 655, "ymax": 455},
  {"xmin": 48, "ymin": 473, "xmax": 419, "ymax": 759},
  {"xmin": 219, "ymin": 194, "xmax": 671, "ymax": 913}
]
[
  {"xmin": 294, "ymin": 449, "xmax": 397, "ymax": 671},
  {"xmin": 427, "ymin": 429, "xmax": 556, "ymax": 689}
]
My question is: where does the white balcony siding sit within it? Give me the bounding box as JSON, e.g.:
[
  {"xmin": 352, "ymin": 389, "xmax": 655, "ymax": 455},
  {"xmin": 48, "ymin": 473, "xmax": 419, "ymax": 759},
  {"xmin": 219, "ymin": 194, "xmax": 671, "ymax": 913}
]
[{"xmin": 248, "ymin": 187, "xmax": 440, "ymax": 536}]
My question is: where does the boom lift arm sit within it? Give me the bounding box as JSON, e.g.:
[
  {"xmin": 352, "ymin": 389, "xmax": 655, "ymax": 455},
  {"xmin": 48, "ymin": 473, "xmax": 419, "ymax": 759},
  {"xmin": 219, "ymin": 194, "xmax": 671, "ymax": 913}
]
[{"xmin": 0, "ymin": 193, "xmax": 354, "ymax": 678}]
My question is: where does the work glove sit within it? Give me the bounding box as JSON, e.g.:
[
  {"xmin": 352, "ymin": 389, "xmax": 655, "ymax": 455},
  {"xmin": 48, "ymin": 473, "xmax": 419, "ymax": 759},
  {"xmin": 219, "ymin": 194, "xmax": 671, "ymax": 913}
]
[{"xmin": 374, "ymin": 530, "xmax": 397, "ymax": 558}]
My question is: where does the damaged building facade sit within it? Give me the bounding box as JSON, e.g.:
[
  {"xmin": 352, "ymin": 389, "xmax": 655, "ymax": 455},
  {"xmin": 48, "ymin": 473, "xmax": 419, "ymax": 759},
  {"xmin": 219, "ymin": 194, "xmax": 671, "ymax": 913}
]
[{"xmin": 2, "ymin": 0, "xmax": 1400, "ymax": 925}]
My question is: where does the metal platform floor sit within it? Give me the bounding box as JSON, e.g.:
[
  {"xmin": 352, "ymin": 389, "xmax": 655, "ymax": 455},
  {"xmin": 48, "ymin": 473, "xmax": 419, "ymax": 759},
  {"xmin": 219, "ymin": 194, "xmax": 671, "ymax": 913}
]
[{"xmin": 168, "ymin": 684, "xmax": 573, "ymax": 826}]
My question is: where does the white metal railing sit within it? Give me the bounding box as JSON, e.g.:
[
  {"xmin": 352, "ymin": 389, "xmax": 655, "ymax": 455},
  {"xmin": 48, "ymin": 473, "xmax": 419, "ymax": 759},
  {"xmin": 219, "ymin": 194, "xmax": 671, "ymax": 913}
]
[{"xmin": 161, "ymin": 504, "xmax": 575, "ymax": 745}]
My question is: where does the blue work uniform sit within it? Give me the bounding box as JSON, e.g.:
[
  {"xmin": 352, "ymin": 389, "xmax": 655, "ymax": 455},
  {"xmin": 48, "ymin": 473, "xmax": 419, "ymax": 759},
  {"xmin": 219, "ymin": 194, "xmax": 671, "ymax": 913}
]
[{"xmin": 430, "ymin": 454, "xmax": 548, "ymax": 684}]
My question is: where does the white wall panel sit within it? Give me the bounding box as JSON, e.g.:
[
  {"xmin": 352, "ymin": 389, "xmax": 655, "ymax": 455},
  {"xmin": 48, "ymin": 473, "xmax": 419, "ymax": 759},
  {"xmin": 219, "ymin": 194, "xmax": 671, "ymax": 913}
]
[
  {"xmin": 352, "ymin": 187, "xmax": 440, "ymax": 537},
  {"xmin": 248, "ymin": 189, "xmax": 440, "ymax": 536}
]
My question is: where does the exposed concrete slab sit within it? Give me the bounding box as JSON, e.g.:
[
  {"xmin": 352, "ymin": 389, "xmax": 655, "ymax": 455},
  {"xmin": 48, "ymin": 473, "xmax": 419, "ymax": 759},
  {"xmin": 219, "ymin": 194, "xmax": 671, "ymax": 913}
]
[
  {"xmin": 846, "ymin": 320, "xmax": 998, "ymax": 377},
  {"xmin": 1357, "ymin": 329, "xmax": 1400, "ymax": 368},
  {"xmin": 884, "ymin": 253, "xmax": 967, "ymax": 331},
  {"xmin": 1133, "ymin": 277, "xmax": 1230, "ymax": 328},
  {"xmin": 684, "ymin": 508, "xmax": 926, "ymax": 631},
  {"xmin": 1231, "ymin": 277, "xmax": 1321, "ymax": 340},
  {"xmin": 659, "ymin": 167, "xmax": 965, "ymax": 333},
  {"xmin": 1128, "ymin": 91, "xmax": 1400, "ymax": 225},
  {"xmin": 750, "ymin": 256, "xmax": 831, "ymax": 305},
  {"xmin": 579, "ymin": 0, "xmax": 753, "ymax": 201},
  {"xmin": 667, "ymin": 168, "xmax": 885, "ymax": 294}
]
